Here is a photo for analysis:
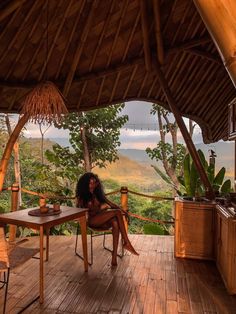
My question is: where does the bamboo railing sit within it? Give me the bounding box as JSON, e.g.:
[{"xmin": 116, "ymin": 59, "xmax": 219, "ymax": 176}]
[{"xmin": 1, "ymin": 184, "xmax": 175, "ymax": 241}]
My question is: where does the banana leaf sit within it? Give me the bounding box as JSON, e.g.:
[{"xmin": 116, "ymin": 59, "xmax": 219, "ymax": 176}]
[
  {"xmin": 151, "ymin": 165, "xmax": 178, "ymax": 191},
  {"xmin": 214, "ymin": 167, "xmax": 226, "ymax": 186},
  {"xmin": 220, "ymin": 179, "xmax": 231, "ymax": 195}
]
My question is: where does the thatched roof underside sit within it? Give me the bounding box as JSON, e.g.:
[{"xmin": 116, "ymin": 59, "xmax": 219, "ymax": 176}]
[{"xmin": 0, "ymin": 0, "xmax": 235, "ymax": 143}]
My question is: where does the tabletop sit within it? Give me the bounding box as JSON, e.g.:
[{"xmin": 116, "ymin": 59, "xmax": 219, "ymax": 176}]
[{"xmin": 0, "ymin": 205, "xmax": 88, "ymax": 229}]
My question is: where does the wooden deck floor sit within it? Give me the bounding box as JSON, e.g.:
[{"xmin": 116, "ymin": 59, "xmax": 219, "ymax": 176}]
[{"xmin": 1, "ymin": 235, "xmax": 236, "ymax": 314}]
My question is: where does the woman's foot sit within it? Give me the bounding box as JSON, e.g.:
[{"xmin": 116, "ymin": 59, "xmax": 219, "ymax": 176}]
[{"xmin": 123, "ymin": 243, "xmax": 139, "ymax": 256}]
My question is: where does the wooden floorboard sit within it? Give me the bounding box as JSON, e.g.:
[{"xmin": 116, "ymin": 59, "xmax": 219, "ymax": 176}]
[{"xmin": 0, "ymin": 235, "xmax": 236, "ymax": 313}]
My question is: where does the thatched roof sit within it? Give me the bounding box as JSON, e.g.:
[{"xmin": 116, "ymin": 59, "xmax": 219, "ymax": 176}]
[{"xmin": 0, "ymin": 0, "xmax": 235, "ymax": 143}]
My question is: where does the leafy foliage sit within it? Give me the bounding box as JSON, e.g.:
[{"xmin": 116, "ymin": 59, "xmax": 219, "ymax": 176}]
[
  {"xmin": 46, "ymin": 104, "xmax": 128, "ymax": 173},
  {"xmin": 178, "ymin": 150, "xmax": 231, "ymax": 197}
]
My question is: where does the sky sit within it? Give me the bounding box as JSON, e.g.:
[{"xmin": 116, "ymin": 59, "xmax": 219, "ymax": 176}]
[{"xmin": 22, "ymin": 100, "xmax": 204, "ymax": 150}]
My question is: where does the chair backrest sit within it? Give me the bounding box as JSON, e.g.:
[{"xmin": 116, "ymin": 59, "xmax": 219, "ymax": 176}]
[{"xmin": 0, "ymin": 227, "xmax": 10, "ymax": 271}]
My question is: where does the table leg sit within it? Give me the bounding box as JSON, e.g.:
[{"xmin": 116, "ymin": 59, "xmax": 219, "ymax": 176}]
[
  {"xmin": 79, "ymin": 215, "xmax": 88, "ymax": 272},
  {"xmin": 46, "ymin": 228, "xmax": 50, "ymax": 261},
  {"xmin": 39, "ymin": 226, "xmax": 44, "ymax": 303}
]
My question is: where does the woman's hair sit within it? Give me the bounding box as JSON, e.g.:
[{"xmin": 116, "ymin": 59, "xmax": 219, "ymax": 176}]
[{"xmin": 75, "ymin": 172, "xmax": 107, "ymax": 205}]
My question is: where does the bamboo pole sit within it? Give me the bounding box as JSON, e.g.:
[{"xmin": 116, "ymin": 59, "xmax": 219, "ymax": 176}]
[
  {"xmin": 120, "ymin": 186, "xmax": 128, "ymax": 231},
  {"xmin": 193, "ymin": 0, "xmax": 236, "ymax": 88},
  {"xmin": 9, "ymin": 183, "xmax": 19, "ymax": 242},
  {"xmin": 140, "ymin": 0, "xmax": 152, "ymax": 71},
  {"xmin": 154, "ymin": 62, "xmax": 214, "ymax": 198},
  {"xmin": 0, "ymin": 113, "xmax": 29, "ymax": 191},
  {"xmin": 152, "ymin": 0, "xmax": 164, "ymax": 64}
]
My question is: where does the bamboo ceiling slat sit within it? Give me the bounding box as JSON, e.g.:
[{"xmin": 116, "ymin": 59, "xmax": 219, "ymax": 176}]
[
  {"xmin": 55, "ymin": 0, "xmax": 86, "ymax": 80},
  {"xmin": 106, "ymin": 0, "xmax": 129, "ymax": 68},
  {"xmin": 78, "ymin": 0, "xmax": 116, "ymax": 109},
  {"xmin": 122, "ymin": 12, "xmax": 140, "ymax": 62},
  {"xmin": 63, "ymin": 0, "xmax": 98, "ymax": 96},
  {"xmin": 0, "ymin": 6, "xmax": 21, "ymax": 45},
  {"xmin": 109, "ymin": 72, "xmax": 121, "ymax": 103},
  {"xmin": 95, "ymin": 0, "xmax": 129, "ymax": 107},
  {"xmin": 123, "ymin": 65, "xmax": 138, "ymax": 99},
  {"xmin": 21, "ymin": 1, "xmax": 63, "ymax": 81},
  {"xmin": 0, "ymin": 0, "xmax": 235, "ymax": 143},
  {"xmin": 38, "ymin": 0, "xmax": 74, "ymax": 82},
  {"xmin": 137, "ymin": 72, "xmax": 149, "ymax": 98},
  {"xmin": 5, "ymin": 1, "xmax": 47, "ymax": 80},
  {"xmin": 175, "ymin": 55, "xmax": 202, "ymax": 103},
  {"xmin": 170, "ymin": 1, "xmax": 192, "ymax": 45},
  {"xmin": 147, "ymin": 76, "xmax": 158, "ymax": 99},
  {"xmin": 189, "ymin": 63, "xmax": 217, "ymax": 114},
  {"xmin": 0, "ymin": 0, "xmax": 26, "ymax": 23},
  {"xmin": 0, "ymin": 0, "xmax": 38, "ymax": 66}
]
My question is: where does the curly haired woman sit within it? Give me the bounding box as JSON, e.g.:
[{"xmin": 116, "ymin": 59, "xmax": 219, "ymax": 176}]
[{"xmin": 76, "ymin": 172, "xmax": 138, "ymax": 266}]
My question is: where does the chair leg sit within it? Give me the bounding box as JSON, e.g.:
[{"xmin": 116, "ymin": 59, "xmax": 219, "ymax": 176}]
[
  {"xmin": 75, "ymin": 225, "xmax": 93, "ymax": 266},
  {"xmin": 103, "ymin": 233, "xmax": 124, "ymax": 258},
  {"xmin": 3, "ymin": 268, "xmax": 10, "ymax": 314}
]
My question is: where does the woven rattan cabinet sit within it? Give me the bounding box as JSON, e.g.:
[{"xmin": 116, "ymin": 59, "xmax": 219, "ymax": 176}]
[
  {"xmin": 215, "ymin": 205, "xmax": 236, "ymax": 294},
  {"xmin": 174, "ymin": 199, "xmax": 215, "ymax": 260}
]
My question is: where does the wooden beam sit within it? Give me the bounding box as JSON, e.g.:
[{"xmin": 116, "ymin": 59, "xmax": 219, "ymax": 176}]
[
  {"xmin": 193, "ymin": 0, "xmax": 236, "ymax": 88},
  {"xmin": 184, "ymin": 48, "xmax": 222, "ymax": 64},
  {"xmin": 167, "ymin": 37, "xmax": 212, "ymax": 54},
  {"xmin": 0, "ymin": 56, "xmax": 145, "ymax": 90},
  {"xmin": 0, "ymin": 0, "xmax": 26, "ymax": 23},
  {"xmin": 63, "ymin": 0, "xmax": 98, "ymax": 97},
  {"xmin": 154, "ymin": 61, "xmax": 214, "ymax": 198},
  {"xmin": 152, "ymin": 0, "xmax": 164, "ymax": 64},
  {"xmin": 140, "ymin": 0, "xmax": 152, "ymax": 71}
]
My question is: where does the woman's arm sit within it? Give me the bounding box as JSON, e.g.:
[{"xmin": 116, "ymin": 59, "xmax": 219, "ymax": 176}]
[{"xmin": 105, "ymin": 197, "xmax": 120, "ymax": 209}]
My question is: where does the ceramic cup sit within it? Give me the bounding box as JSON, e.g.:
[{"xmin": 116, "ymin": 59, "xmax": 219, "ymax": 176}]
[
  {"xmin": 39, "ymin": 198, "xmax": 48, "ymax": 213},
  {"xmin": 53, "ymin": 203, "xmax": 60, "ymax": 211}
]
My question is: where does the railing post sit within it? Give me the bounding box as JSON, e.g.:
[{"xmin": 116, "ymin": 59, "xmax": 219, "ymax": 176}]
[
  {"xmin": 9, "ymin": 182, "xmax": 19, "ymax": 242},
  {"xmin": 120, "ymin": 186, "xmax": 128, "ymax": 231}
]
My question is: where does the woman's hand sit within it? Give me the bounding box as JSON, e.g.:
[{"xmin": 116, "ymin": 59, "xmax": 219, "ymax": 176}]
[{"xmin": 100, "ymin": 203, "xmax": 110, "ymax": 210}]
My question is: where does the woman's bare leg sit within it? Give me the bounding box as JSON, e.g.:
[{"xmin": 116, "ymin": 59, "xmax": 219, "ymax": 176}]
[
  {"xmin": 111, "ymin": 219, "xmax": 119, "ymax": 266},
  {"xmin": 89, "ymin": 209, "xmax": 138, "ymax": 255}
]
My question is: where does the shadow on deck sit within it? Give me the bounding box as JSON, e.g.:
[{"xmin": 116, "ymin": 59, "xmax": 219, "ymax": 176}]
[{"xmin": 1, "ymin": 235, "xmax": 236, "ymax": 313}]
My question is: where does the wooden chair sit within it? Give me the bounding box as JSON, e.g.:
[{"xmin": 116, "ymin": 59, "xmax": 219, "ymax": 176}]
[
  {"xmin": 75, "ymin": 224, "xmax": 124, "ymax": 266},
  {"xmin": 0, "ymin": 227, "xmax": 40, "ymax": 314}
]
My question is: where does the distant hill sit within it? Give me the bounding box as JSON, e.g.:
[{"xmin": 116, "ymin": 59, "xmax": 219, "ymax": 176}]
[
  {"xmin": 95, "ymin": 154, "xmax": 163, "ymax": 191},
  {"xmin": 26, "ymin": 137, "xmax": 234, "ymax": 185},
  {"xmin": 119, "ymin": 142, "xmax": 235, "ymax": 180}
]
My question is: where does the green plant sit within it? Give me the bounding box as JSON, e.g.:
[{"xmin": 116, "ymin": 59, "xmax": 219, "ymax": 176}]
[
  {"xmin": 177, "ymin": 150, "xmax": 231, "ymax": 197},
  {"xmin": 152, "ymin": 149, "xmax": 231, "ymax": 198}
]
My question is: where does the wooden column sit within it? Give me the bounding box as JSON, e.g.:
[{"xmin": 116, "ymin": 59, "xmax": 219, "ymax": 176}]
[
  {"xmin": 120, "ymin": 186, "xmax": 128, "ymax": 231},
  {"xmin": 193, "ymin": 0, "xmax": 236, "ymax": 88},
  {"xmin": 9, "ymin": 183, "xmax": 19, "ymax": 242},
  {"xmin": 154, "ymin": 62, "xmax": 214, "ymax": 198},
  {"xmin": 0, "ymin": 113, "xmax": 29, "ymax": 191}
]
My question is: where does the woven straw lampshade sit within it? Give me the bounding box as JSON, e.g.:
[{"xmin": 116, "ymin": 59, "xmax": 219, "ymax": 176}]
[{"xmin": 20, "ymin": 81, "xmax": 68, "ymax": 124}]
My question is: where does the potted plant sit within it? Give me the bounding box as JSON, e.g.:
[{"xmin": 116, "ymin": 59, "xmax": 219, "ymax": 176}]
[{"xmin": 174, "ymin": 150, "xmax": 231, "ymax": 260}]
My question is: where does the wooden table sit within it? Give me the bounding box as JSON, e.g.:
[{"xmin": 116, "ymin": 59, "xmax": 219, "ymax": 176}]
[{"xmin": 0, "ymin": 205, "xmax": 88, "ymax": 304}]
